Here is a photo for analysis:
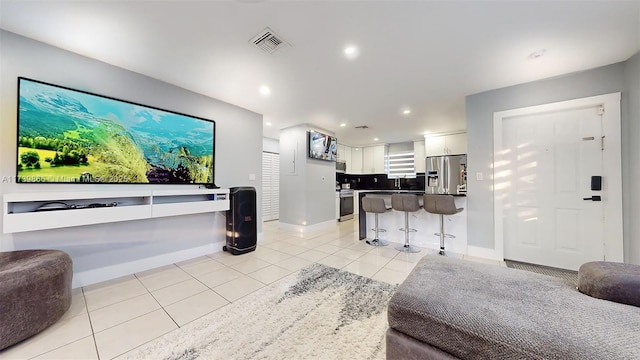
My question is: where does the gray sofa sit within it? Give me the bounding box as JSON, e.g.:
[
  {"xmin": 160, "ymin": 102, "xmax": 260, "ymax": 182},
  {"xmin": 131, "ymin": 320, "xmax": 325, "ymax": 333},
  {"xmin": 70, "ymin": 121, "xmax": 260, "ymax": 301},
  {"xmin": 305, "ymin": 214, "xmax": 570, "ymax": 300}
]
[{"xmin": 387, "ymin": 255, "xmax": 640, "ymax": 359}]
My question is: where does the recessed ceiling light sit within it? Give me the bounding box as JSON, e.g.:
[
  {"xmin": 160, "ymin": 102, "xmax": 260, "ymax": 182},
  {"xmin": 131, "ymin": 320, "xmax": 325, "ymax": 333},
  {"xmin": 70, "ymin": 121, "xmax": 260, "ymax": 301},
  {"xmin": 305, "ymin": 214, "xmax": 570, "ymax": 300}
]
[
  {"xmin": 266, "ymin": 122, "xmax": 272, "ymax": 126},
  {"xmin": 403, "ymin": 109, "xmax": 411, "ymax": 115},
  {"xmin": 527, "ymin": 49, "xmax": 546, "ymax": 59},
  {"xmin": 344, "ymin": 45, "xmax": 359, "ymax": 60},
  {"xmin": 259, "ymin": 85, "xmax": 271, "ymax": 96},
  {"xmin": 340, "ymin": 123, "xmax": 346, "ymax": 127},
  {"xmin": 374, "ymin": 138, "xmax": 379, "ymax": 141}
]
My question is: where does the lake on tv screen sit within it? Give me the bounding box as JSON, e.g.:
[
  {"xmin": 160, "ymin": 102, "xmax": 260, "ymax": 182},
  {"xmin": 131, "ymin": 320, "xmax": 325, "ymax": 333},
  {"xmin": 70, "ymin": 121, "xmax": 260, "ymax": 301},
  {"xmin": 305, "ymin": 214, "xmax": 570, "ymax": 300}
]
[{"xmin": 17, "ymin": 79, "xmax": 214, "ymax": 184}]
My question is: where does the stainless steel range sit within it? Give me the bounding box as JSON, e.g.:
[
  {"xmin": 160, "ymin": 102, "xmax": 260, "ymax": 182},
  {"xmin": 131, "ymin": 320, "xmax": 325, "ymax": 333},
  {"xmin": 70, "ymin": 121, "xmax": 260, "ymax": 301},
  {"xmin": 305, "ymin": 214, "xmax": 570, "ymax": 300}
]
[{"xmin": 338, "ymin": 189, "xmax": 354, "ymax": 221}]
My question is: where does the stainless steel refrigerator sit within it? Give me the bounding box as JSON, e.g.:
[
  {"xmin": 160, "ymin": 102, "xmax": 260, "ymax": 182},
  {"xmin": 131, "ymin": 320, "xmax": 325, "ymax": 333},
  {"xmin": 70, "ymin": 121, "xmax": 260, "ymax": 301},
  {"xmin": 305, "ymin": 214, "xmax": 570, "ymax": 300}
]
[{"xmin": 425, "ymin": 154, "xmax": 467, "ymax": 195}]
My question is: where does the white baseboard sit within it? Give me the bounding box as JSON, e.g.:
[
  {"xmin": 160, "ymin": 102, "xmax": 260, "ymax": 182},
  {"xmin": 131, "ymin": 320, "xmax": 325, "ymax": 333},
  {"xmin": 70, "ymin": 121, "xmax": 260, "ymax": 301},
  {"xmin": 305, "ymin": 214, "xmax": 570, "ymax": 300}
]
[
  {"xmin": 278, "ymin": 219, "xmax": 336, "ymax": 233},
  {"xmin": 72, "ymin": 241, "xmax": 225, "ymax": 288},
  {"xmin": 467, "ymin": 245, "xmax": 502, "ymax": 261}
]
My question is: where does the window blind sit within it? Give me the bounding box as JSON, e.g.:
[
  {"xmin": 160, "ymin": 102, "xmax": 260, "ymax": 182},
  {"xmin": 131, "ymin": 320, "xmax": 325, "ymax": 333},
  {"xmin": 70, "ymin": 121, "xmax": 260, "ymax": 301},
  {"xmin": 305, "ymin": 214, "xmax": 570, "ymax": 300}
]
[{"xmin": 386, "ymin": 142, "xmax": 416, "ymax": 179}]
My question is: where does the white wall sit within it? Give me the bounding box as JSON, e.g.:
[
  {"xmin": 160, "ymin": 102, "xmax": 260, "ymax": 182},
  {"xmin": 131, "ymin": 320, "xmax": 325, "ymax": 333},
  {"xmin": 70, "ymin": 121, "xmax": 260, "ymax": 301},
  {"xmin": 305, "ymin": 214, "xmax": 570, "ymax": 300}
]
[
  {"xmin": 0, "ymin": 30, "xmax": 264, "ymax": 286},
  {"xmin": 279, "ymin": 125, "xmax": 335, "ymax": 229},
  {"xmin": 304, "ymin": 149, "xmax": 336, "ymax": 225},
  {"xmin": 623, "ymin": 52, "xmax": 640, "ymax": 264},
  {"xmin": 279, "ymin": 126, "xmax": 306, "ymax": 226},
  {"xmin": 263, "ymin": 137, "xmax": 279, "ymax": 154},
  {"xmin": 466, "ymin": 58, "xmax": 640, "ymax": 264}
]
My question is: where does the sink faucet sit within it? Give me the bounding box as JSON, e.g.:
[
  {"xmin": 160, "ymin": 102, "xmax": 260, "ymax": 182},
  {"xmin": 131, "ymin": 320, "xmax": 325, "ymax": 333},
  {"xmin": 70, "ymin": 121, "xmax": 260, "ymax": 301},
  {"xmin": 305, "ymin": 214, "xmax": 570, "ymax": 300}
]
[{"xmin": 394, "ymin": 174, "xmax": 407, "ymax": 189}]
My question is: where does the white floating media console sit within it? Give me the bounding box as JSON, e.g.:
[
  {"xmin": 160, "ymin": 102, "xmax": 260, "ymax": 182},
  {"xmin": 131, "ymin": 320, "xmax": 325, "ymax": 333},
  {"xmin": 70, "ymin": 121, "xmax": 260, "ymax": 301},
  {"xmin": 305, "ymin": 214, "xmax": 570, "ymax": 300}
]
[{"xmin": 3, "ymin": 188, "xmax": 230, "ymax": 234}]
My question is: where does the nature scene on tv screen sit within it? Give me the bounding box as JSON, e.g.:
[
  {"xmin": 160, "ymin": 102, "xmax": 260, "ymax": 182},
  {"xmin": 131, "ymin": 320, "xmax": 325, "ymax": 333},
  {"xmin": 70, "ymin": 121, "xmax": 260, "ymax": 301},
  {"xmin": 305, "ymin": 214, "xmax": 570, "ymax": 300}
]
[{"xmin": 17, "ymin": 78, "xmax": 215, "ymax": 184}]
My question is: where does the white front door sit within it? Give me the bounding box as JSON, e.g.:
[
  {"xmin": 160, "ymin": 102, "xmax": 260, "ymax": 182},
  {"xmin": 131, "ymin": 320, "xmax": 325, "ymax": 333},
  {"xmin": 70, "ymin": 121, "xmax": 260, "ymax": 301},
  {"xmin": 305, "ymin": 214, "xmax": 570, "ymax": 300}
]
[{"xmin": 500, "ymin": 106, "xmax": 605, "ymax": 270}]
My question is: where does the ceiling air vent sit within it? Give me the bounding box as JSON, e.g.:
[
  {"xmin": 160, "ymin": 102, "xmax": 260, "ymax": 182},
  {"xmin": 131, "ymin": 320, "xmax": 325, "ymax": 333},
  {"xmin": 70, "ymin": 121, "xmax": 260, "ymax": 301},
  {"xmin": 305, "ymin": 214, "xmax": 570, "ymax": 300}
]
[
  {"xmin": 355, "ymin": 125, "xmax": 369, "ymax": 129},
  {"xmin": 250, "ymin": 27, "xmax": 290, "ymax": 55}
]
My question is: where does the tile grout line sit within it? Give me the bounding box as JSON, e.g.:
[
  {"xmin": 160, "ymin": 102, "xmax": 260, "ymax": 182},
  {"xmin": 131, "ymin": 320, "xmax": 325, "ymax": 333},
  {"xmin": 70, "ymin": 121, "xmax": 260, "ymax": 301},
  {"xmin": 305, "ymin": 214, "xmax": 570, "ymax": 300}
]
[
  {"xmin": 29, "ymin": 288, "xmax": 102, "ymax": 360},
  {"xmin": 106, "ymin": 232, "xmax": 362, "ymax": 358},
  {"xmin": 10, "ymin": 222, "xmax": 415, "ymax": 359},
  {"xmin": 144, "ymin": 259, "xmax": 268, "ymax": 323},
  {"xmin": 95, "ymin": 262, "xmax": 237, "ymax": 358},
  {"xmin": 107, "ymin": 244, "xmax": 328, "ymax": 358},
  {"xmin": 135, "ymin": 272, "xmax": 183, "ymax": 330},
  {"xmin": 82, "ymin": 287, "xmax": 102, "ymax": 360}
]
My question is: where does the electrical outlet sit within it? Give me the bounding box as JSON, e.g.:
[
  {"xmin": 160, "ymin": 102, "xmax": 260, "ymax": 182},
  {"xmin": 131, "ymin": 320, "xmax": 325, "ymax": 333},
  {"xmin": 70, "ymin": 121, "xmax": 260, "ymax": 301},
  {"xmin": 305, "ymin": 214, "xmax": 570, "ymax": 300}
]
[{"xmin": 476, "ymin": 172, "xmax": 483, "ymax": 181}]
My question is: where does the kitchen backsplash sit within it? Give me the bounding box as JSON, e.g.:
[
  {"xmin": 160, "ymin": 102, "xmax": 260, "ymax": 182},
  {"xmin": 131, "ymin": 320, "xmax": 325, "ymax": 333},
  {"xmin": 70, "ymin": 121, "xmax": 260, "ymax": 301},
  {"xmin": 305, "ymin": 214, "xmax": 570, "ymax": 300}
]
[{"xmin": 336, "ymin": 173, "xmax": 425, "ymax": 190}]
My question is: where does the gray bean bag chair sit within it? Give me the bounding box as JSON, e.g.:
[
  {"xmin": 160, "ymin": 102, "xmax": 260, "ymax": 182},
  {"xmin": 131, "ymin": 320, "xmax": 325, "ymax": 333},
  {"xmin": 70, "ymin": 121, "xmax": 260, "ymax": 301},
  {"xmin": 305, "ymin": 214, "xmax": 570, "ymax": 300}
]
[{"xmin": 0, "ymin": 249, "xmax": 73, "ymax": 350}]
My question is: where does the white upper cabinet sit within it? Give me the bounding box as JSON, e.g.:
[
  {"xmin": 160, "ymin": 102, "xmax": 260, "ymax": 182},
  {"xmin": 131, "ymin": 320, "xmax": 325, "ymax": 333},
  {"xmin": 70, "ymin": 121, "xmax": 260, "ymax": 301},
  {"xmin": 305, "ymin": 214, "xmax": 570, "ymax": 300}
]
[
  {"xmin": 337, "ymin": 143, "xmax": 352, "ymax": 172},
  {"xmin": 445, "ymin": 133, "xmax": 467, "ymax": 154},
  {"xmin": 363, "ymin": 145, "xmax": 386, "ymax": 174},
  {"xmin": 425, "ymin": 136, "xmax": 445, "ymax": 156},
  {"xmin": 425, "ymin": 133, "xmax": 467, "ymax": 156},
  {"xmin": 342, "ymin": 144, "xmax": 385, "ymax": 174},
  {"xmin": 413, "ymin": 140, "xmax": 426, "ymax": 173},
  {"xmin": 350, "ymin": 147, "xmax": 363, "ymax": 174},
  {"xmin": 337, "ymin": 143, "xmax": 346, "ymax": 162},
  {"xmin": 343, "ymin": 146, "xmax": 352, "ymax": 173}
]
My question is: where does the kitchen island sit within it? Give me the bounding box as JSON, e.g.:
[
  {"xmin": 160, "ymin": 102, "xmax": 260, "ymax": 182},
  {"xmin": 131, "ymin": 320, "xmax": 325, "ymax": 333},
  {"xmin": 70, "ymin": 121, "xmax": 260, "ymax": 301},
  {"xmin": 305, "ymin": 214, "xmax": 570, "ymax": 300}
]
[{"xmin": 358, "ymin": 191, "xmax": 467, "ymax": 254}]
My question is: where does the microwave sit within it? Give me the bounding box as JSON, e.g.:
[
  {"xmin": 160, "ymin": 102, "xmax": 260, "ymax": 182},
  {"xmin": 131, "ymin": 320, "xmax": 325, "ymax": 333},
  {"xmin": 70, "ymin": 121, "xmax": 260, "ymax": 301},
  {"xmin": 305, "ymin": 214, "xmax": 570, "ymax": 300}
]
[{"xmin": 336, "ymin": 161, "xmax": 346, "ymax": 173}]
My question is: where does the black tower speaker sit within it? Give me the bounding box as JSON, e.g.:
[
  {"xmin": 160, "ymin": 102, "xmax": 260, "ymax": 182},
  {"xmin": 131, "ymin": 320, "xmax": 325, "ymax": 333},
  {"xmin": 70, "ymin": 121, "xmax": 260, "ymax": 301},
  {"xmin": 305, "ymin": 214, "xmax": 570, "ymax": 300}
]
[{"xmin": 223, "ymin": 186, "xmax": 257, "ymax": 255}]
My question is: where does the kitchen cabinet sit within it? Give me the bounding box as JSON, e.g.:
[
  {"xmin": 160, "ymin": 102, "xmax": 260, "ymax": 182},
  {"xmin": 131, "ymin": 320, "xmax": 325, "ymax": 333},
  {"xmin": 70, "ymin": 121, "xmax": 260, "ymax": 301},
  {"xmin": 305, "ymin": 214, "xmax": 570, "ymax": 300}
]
[
  {"xmin": 414, "ymin": 140, "xmax": 426, "ymax": 173},
  {"xmin": 343, "ymin": 146, "xmax": 352, "ymax": 173},
  {"xmin": 337, "ymin": 143, "xmax": 353, "ymax": 172},
  {"xmin": 363, "ymin": 145, "xmax": 386, "ymax": 174},
  {"xmin": 425, "ymin": 133, "xmax": 467, "ymax": 156},
  {"xmin": 337, "ymin": 143, "xmax": 345, "ymax": 162},
  {"xmin": 350, "ymin": 147, "xmax": 363, "ymax": 174},
  {"xmin": 445, "ymin": 133, "xmax": 467, "ymax": 154}
]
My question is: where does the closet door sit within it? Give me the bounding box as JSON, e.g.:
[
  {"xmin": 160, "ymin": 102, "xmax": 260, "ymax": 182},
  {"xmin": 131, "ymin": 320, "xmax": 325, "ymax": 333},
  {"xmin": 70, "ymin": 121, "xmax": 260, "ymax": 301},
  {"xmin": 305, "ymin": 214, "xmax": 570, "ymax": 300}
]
[{"xmin": 262, "ymin": 152, "xmax": 280, "ymax": 221}]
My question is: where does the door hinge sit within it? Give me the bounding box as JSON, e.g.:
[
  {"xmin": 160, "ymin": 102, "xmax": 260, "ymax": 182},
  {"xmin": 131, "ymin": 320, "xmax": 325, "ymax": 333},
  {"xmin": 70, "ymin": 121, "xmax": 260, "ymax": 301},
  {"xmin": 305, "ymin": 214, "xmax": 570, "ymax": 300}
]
[
  {"xmin": 601, "ymin": 136, "xmax": 605, "ymax": 151},
  {"xmin": 597, "ymin": 106, "xmax": 605, "ymax": 116}
]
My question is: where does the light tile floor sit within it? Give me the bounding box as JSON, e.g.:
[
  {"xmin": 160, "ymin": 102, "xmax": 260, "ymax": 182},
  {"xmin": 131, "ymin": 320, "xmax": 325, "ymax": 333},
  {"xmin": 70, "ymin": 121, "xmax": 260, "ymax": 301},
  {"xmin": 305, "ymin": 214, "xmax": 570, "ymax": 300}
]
[{"xmin": 0, "ymin": 219, "xmax": 504, "ymax": 359}]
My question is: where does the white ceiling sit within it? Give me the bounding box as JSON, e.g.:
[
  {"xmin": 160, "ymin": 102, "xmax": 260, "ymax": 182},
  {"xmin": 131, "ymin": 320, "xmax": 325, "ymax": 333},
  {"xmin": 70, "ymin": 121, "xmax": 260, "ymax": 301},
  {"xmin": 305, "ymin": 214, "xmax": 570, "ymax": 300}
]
[{"xmin": 1, "ymin": 1, "xmax": 638, "ymax": 146}]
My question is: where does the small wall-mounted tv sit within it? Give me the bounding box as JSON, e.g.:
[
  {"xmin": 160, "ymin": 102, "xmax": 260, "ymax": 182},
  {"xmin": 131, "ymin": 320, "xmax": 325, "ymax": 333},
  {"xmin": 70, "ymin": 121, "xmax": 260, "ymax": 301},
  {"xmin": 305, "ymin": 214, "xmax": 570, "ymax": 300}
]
[
  {"xmin": 16, "ymin": 77, "xmax": 215, "ymax": 184},
  {"xmin": 308, "ymin": 130, "xmax": 337, "ymax": 162}
]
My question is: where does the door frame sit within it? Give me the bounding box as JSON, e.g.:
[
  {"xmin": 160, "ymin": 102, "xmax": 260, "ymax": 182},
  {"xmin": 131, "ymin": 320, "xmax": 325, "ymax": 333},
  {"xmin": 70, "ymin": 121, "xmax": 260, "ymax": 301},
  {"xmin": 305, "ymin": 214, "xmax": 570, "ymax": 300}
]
[{"xmin": 493, "ymin": 93, "xmax": 623, "ymax": 263}]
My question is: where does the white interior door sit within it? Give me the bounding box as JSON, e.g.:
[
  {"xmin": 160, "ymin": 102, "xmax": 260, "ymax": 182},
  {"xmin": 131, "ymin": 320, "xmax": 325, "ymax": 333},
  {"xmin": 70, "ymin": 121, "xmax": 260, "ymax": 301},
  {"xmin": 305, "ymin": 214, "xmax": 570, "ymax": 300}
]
[
  {"xmin": 262, "ymin": 152, "xmax": 280, "ymax": 222},
  {"xmin": 501, "ymin": 106, "xmax": 604, "ymax": 270}
]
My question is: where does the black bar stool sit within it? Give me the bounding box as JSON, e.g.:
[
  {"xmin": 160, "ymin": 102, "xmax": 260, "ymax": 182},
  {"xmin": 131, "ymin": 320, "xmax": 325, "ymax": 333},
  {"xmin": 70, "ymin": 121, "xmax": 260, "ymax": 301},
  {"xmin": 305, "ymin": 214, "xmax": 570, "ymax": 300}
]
[
  {"xmin": 423, "ymin": 194, "xmax": 464, "ymax": 255},
  {"xmin": 361, "ymin": 197, "xmax": 390, "ymax": 247},
  {"xmin": 391, "ymin": 194, "xmax": 421, "ymax": 253}
]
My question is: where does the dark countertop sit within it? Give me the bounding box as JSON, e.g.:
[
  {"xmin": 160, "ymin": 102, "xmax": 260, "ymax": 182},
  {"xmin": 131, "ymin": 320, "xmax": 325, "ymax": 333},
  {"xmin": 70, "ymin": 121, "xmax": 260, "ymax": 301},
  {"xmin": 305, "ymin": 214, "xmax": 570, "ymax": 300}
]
[{"xmin": 358, "ymin": 190, "xmax": 466, "ymax": 197}]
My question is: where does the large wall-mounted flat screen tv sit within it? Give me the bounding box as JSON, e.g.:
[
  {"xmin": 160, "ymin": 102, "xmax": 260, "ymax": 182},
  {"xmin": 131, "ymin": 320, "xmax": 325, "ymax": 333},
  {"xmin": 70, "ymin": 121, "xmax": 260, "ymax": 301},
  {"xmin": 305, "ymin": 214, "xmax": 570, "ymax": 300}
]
[
  {"xmin": 16, "ymin": 77, "xmax": 215, "ymax": 184},
  {"xmin": 308, "ymin": 130, "xmax": 337, "ymax": 162}
]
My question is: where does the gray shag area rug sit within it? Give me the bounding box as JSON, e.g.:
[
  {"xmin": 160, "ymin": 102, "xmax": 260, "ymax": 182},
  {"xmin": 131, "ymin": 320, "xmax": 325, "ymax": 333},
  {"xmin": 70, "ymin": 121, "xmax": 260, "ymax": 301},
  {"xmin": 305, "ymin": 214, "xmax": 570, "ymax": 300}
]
[
  {"xmin": 121, "ymin": 263, "xmax": 397, "ymax": 360},
  {"xmin": 505, "ymin": 260, "xmax": 579, "ymax": 286}
]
